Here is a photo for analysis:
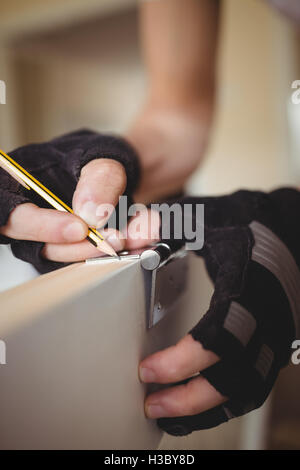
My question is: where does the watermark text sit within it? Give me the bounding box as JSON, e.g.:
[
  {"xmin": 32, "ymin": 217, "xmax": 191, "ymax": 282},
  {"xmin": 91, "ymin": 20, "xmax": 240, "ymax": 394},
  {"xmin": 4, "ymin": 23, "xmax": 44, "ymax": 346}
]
[
  {"xmin": 0, "ymin": 80, "xmax": 6, "ymax": 104},
  {"xmin": 291, "ymin": 340, "xmax": 300, "ymax": 365},
  {"xmin": 291, "ymin": 80, "xmax": 300, "ymax": 104},
  {"xmin": 0, "ymin": 340, "xmax": 6, "ymax": 365}
]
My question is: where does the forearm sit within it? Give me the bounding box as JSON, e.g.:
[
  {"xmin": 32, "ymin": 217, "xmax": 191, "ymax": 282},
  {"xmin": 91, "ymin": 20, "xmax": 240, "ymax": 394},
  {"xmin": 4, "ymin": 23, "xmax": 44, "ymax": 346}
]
[
  {"xmin": 127, "ymin": 0, "xmax": 220, "ymax": 202},
  {"xmin": 140, "ymin": 0, "xmax": 220, "ymax": 107}
]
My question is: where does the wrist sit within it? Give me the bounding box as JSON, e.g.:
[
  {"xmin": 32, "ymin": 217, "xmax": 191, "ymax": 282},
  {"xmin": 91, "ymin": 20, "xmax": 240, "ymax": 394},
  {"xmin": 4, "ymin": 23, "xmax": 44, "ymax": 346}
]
[
  {"xmin": 127, "ymin": 95, "xmax": 214, "ymax": 147},
  {"xmin": 143, "ymin": 87, "xmax": 215, "ymax": 120},
  {"xmin": 126, "ymin": 103, "xmax": 213, "ymax": 203}
]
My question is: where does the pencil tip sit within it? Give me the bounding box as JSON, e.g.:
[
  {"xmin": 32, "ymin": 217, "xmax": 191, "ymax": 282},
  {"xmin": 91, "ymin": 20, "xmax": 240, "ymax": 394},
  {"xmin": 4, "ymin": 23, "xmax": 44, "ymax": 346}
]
[{"xmin": 96, "ymin": 239, "xmax": 118, "ymax": 258}]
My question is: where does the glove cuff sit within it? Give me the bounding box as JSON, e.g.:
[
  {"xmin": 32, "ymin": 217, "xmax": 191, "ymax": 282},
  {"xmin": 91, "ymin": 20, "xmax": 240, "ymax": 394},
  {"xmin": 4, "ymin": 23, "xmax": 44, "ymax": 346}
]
[
  {"xmin": 11, "ymin": 240, "xmax": 68, "ymax": 274},
  {"xmin": 59, "ymin": 130, "xmax": 141, "ymax": 197},
  {"xmin": 0, "ymin": 171, "xmax": 31, "ymax": 244}
]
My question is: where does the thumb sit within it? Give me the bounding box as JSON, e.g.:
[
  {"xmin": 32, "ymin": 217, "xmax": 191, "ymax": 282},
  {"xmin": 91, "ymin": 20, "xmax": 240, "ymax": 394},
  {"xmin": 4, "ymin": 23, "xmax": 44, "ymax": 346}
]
[{"xmin": 72, "ymin": 158, "xmax": 126, "ymax": 228}]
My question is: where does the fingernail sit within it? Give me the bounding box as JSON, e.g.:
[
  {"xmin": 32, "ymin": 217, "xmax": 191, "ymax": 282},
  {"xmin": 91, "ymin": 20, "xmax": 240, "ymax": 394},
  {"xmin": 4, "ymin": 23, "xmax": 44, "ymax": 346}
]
[
  {"xmin": 146, "ymin": 404, "xmax": 166, "ymax": 419},
  {"xmin": 105, "ymin": 233, "xmax": 124, "ymax": 252},
  {"xmin": 77, "ymin": 201, "xmax": 99, "ymax": 227},
  {"xmin": 63, "ymin": 222, "xmax": 86, "ymax": 242},
  {"xmin": 139, "ymin": 367, "xmax": 157, "ymax": 383}
]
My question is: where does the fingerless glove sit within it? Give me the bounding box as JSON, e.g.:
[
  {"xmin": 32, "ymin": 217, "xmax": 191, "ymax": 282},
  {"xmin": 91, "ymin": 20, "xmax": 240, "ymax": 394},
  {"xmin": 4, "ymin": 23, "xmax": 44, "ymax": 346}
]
[
  {"xmin": 158, "ymin": 188, "xmax": 300, "ymax": 435},
  {"xmin": 0, "ymin": 129, "xmax": 140, "ymax": 273}
]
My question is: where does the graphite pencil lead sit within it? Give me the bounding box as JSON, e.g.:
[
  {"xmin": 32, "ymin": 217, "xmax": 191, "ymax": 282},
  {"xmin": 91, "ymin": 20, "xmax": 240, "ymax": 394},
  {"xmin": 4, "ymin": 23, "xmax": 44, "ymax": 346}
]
[{"xmin": 96, "ymin": 238, "xmax": 118, "ymax": 258}]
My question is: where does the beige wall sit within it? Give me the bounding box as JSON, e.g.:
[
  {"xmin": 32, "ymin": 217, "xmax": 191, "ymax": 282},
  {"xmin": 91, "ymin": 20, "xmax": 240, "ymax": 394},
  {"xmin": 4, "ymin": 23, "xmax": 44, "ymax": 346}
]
[
  {"xmin": 0, "ymin": 0, "xmax": 136, "ymax": 37},
  {"xmin": 189, "ymin": 0, "xmax": 299, "ymax": 195},
  {"xmin": 11, "ymin": 9, "xmax": 144, "ymax": 143},
  {"xmin": 2, "ymin": 0, "xmax": 298, "ymax": 193}
]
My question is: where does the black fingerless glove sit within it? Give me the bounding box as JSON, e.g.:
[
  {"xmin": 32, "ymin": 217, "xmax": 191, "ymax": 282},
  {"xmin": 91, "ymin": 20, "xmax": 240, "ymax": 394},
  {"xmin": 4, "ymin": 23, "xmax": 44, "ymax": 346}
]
[
  {"xmin": 0, "ymin": 129, "xmax": 140, "ymax": 273},
  {"xmin": 157, "ymin": 188, "xmax": 300, "ymax": 435}
]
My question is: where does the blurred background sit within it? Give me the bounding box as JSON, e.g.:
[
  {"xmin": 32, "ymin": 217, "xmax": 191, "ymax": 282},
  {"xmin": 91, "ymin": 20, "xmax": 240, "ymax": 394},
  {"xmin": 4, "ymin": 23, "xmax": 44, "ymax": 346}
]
[{"xmin": 0, "ymin": 0, "xmax": 299, "ymax": 450}]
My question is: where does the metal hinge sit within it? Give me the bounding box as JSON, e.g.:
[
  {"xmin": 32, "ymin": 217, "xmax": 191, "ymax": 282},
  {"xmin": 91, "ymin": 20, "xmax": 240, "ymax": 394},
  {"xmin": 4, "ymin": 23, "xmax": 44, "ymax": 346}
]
[{"xmin": 86, "ymin": 243, "xmax": 189, "ymax": 328}]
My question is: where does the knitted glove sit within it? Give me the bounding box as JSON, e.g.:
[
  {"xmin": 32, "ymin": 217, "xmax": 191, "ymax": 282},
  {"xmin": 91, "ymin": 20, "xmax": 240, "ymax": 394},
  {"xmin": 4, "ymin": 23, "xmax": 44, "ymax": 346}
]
[
  {"xmin": 157, "ymin": 189, "xmax": 300, "ymax": 435},
  {"xmin": 0, "ymin": 129, "xmax": 140, "ymax": 273}
]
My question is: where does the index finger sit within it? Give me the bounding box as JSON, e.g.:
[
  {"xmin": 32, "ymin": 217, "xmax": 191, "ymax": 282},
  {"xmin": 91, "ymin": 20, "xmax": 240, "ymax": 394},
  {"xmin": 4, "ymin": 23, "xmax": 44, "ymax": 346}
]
[
  {"xmin": 0, "ymin": 202, "xmax": 88, "ymax": 243},
  {"xmin": 139, "ymin": 334, "xmax": 219, "ymax": 384}
]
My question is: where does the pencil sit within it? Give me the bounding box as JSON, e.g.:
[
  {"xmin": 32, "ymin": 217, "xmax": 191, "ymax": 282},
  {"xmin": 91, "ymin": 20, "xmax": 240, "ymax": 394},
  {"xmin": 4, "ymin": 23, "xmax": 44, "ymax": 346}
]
[{"xmin": 0, "ymin": 149, "xmax": 118, "ymax": 258}]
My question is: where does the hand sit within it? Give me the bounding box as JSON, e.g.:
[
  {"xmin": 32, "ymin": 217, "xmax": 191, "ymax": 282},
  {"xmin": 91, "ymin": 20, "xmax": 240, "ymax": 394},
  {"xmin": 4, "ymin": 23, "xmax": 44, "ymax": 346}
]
[
  {"xmin": 140, "ymin": 335, "xmax": 225, "ymax": 421},
  {"xmin": 1, "ymin": 158, "xmax": 127, "ymax": 262},
  {"xmin": 0, "ymin": 129, "xmax": 141, "ymax": 272},
  {"xmin": 139, "ymin": 189, "xmax": 300, "ymax": 435},
  {"xmin": 45, "ymin": 157, "xmax": 129, "ymax": 262}
]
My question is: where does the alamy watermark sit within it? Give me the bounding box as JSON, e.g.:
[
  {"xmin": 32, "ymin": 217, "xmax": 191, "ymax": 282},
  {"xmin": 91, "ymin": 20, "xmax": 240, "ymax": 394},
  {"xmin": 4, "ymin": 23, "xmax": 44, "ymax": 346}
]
[
  {"xmin": 0, "ymin": 80, "xmax": 6, "ymax": 104},
  {"xmin": 291, "ymin": 340, "xmax": 300, "ymax": 365},
  {"xmin": 0, "ymin": 340, "xmax": 6, "ymax": 365},
  {"xmin": 291, "ymin": 80, "xmax": 300, "ymax": 105},
  {"xmin": 95, "ymin": 196, "xmax": 204, "ymax": 251}
]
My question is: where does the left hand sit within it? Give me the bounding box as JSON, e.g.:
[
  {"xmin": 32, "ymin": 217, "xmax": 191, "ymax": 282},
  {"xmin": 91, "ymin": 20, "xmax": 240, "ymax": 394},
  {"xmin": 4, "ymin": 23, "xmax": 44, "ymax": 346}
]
[
  {"xmin": 140, "ymin": 335, "xmax": 224, "ymax": 423},
  {"xmin": 139, "ymin": 189, "xmax": 300, "ymax": 436}
]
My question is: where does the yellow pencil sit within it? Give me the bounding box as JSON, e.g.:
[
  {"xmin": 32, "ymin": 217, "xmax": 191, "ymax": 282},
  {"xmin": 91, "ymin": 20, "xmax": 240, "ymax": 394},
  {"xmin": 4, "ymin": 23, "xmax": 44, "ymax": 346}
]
[{"xmin": 0, "ymin": 149, "xmax": 118, "ymax": 257}]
